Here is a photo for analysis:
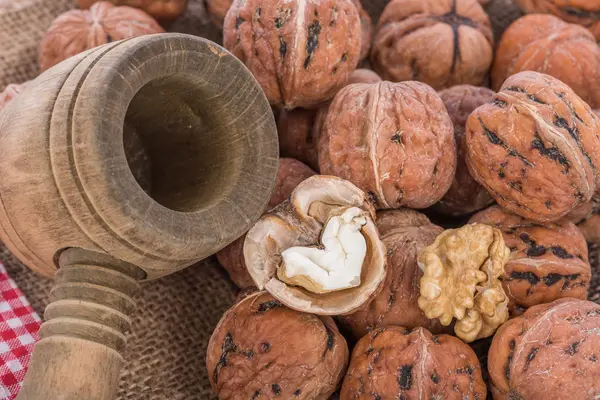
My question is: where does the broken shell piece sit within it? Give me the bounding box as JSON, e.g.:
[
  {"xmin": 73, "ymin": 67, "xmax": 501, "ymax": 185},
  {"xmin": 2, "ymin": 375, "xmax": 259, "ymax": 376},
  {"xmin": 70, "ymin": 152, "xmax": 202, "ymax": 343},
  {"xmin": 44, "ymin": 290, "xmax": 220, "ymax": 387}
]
[
  {"xmin": 418, "ymin": 223, "xmax": 510, "ymax": 342},
  {"xmin": 244, "ymin": 175, "xmax": 387, "ymax": 315}
]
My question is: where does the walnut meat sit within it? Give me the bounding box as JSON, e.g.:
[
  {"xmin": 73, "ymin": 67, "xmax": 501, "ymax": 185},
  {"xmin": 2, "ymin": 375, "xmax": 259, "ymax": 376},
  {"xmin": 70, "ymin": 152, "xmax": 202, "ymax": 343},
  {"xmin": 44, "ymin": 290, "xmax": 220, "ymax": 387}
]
[
  {"xmin": 76, "ymin": 0, "xmax": 187, "ymax": 22},
  {"xmin": 244, "ymin": 175, "xmax": 387, "ymax": 315},
  {"xmin": 466, "ymin": 71, "xmax": 600, "ymax": 222},
  {"xmin": 337, "ymin": 209, "xmax": 447, "ymax": 340},
  {"xmin": 469, "ymin": 205, "xmax": 591, "ymax": 310},
  {"xmin": 513, "ymin": 0, "xmax": 600, "ymax": 40},
  {"xmin": 491, "ymin": 14, "xmax": 600, "ymax": 108},
  {"xmin": 39, "ymin": 1, "xmax": 164, "ymax": 72},
  {"xmin": 418, "ymin": 223, "xmax": 510, "ymax": 342},
  {"xmin": 207, "ymin": 291, "xmax": 349, "ymax": 399},
  {"xmin": 319, "ymin": 81, "xmax": 456, "ymax": 209},
  {"xmin": 224, "ymin": 0, "xmax": 361, "ymax": 109},
  {"xmin": 340, "ymin": 326, "xmax": 487, "ymax": 400},
  {"xmin": 277, "ymin": 69, "xmax": 382, "ymax": 171},
  {"xmin": 488, "ymin": 298, "xmax": 600, "ymax": 400},
  {"xmin": 0, "ymin": 82, "xmax": 28, "ymax": 112},
  {"xmin": 434, "ymin": 85, "xmax": 495, "ymax": 216},
  {"xmin": 371, "ymin": 0, "xmax": 493, "ymax": 90}
]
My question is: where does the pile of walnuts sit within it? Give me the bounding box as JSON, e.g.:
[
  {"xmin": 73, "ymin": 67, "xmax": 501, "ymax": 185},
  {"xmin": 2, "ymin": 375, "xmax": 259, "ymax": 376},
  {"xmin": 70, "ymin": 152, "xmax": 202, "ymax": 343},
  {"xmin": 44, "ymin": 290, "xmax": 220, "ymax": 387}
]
[{"xmin": 207, "ymin": 0, "xmax": 600, "ymax": 399}]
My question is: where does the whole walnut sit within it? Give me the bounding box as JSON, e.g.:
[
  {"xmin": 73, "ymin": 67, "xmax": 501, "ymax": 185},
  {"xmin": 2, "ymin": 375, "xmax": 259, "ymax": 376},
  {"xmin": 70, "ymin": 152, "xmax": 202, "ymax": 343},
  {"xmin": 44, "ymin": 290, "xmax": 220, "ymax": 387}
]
[
  {"xmin": 277, "ymin": 69, "xmax": 382, "ymax": 171},
  {"xmin": 0, "ymin": 82, "xmax": 28, "ymax": 112},
  {"xmin": 207, "ymin": 291, "xmax": 349, "ymax": 399},
  {"xmin": 224, "ymin": 0, "xmax": 361, "ymax": 109},
  {"xmin": 434, "ymin": 85, "xmax": 495, "ymax": 216},
  {"xmin": 39, "ymin": 1, "xmax": 164, "ymax": 72},
  {"xmin": 337, "ymin": 209, "xmax": 446, "ymax": 340},
  {"xmin": 492, "ymin": 14, "xmax": 600, "ymax": 108},
  {"xmin": 340, "ymin": 326, "xmax": 487, "ymax": 400},
  {"xmin": 76, "ymin": 0, "xmax": 187, "ymax": 22},
  {"xmin": 216, "ymin": 158, "xmax": 315, "ymax": 288},
  {"xmin": 513, "ymin": 0, "xmax": 600, "ymax": 40},
  {"xmin": 488, "ymin": 298, "xmax": 600, "ymax": 400},
  {"xmin": 371, "ymin": 0, "xmax": 494, "ymax": 90},
  {"xmin": 470, "ymin": 205, "xmax": 591, "ymax": 311},
  {"xmin": 319, "ymin": 81, "xmax": 456, "ymax": 210},
  {"xmin": 466, "ymin": 71, "xmax": 600, "ymax": 223}
]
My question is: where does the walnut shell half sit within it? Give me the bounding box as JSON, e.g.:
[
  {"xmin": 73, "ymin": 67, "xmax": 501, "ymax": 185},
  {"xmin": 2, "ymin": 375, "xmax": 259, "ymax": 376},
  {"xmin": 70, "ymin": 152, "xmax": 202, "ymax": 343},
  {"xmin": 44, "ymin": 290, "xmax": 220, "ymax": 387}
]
[
  {"xmin": 244, "ymin": 175, "xmax": 387, "ymax": 315},
  {"xmin": 418, "ymin": 223, "xmax": 510, "ymax": 342}
]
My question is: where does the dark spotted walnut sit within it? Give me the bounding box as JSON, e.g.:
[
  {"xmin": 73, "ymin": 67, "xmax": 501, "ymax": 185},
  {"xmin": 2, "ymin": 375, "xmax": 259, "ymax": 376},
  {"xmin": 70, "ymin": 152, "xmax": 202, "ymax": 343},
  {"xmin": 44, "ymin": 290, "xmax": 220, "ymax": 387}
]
[
  {"xmin": 216, "ymin": 158, "xmax": 315, "ymax": 288},
  {"xmin": 513, "ymin": 0, "xmax": 600, "ymax": 40},
  {"xmin": 223, "ymin": 0, "xmax": 361, "ymax": 109},
  {"xmin": 492, "ymin": 14, "xmax": 600, "ymax": 108},
  {"xmin": 466, "ymin": 71, "xmax": 600, "ymax": 223},
  {"xmin": 434, "ymin": 85, "xmax": 495, "ymax": 216},
  {"xmin": 340, "ymin": 326, "xmax": 487, "ymax": 400},
  {"xmin": 277, "ymin": 69, "xmax": 382, "ymax": 171},
  {"xmin": 469, "ymin": 205, "xmax": 591, "ymax": 311},
  {"xmin": 319, "ymin": 81, "xmax": 456, "ymax": 209},
  {"xmin": 207, "ymin": 291, "xmax": 349, "ymax": 399},
  {"xmin": 488, "ymin": 298, "xmax": 600, "ymax": 400},
  {"xmin": 337, "ymin": 209, "xmax": 447, "ymax": 340},
  {"xmin": 370, "ymin": 0, "xmax": 493, "ymax": 90}
]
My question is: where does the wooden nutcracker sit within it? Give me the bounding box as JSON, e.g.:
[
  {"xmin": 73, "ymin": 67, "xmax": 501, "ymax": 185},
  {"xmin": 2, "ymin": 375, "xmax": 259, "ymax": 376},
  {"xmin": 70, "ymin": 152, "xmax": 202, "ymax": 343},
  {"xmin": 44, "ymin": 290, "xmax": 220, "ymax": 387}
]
[{"xmin": 0, "ymin": 33, "xmax": 278, "ymax": 399}]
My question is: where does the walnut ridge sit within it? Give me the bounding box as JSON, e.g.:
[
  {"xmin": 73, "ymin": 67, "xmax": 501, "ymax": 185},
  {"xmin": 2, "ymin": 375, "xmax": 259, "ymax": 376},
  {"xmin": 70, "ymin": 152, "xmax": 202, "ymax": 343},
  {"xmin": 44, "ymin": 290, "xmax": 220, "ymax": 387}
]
[
  {"xmin": 223, "ymin": 0, "xmax": 362, "ymax": 109},
  {"xmin": 466, "ymin": 71, "xmax": 600, "ymax": 222},
  {"xmin": 340, "ymin": 326, "xmax": 487, "ymax": 400},
  {"xmin": 319, "ymin": 81, "xmax": 456, "ymax": 210},
  {"xmin": 371, "ymin": 0, "xmax": 494, "ymax": 90},
  {"xmin": 206, "ymin": 291, "xmax": 349, "ymax": 399},
  {"xmin": 488, "ymin": 298, "xmax": 600, "ymax": 400},
  {"xmin": 418, "ymin": 223, "xmax": 510, "ymax": 342},
  {"xmin": 491, "ymin": 14, "xmax": 600, "ymax": 108},
  {"xmin": 470, "ymin": 205, "xmax": 591, "ymax": 311}
]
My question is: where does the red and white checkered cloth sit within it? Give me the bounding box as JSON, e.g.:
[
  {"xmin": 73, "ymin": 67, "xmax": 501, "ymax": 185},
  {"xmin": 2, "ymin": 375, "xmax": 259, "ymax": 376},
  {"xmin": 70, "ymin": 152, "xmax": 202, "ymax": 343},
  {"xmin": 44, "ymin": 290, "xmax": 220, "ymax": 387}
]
[{"xmin": 0, "ymin": 263, "xmax": 41, "ymax": 400}]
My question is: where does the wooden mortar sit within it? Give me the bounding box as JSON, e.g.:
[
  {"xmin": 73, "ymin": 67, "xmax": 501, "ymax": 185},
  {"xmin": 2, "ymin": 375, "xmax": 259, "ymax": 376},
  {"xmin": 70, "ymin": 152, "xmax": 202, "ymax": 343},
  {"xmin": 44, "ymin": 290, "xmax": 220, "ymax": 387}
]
[{"xmin": 0, "ymin": 33, "xmax": 278, "ymax": 399}]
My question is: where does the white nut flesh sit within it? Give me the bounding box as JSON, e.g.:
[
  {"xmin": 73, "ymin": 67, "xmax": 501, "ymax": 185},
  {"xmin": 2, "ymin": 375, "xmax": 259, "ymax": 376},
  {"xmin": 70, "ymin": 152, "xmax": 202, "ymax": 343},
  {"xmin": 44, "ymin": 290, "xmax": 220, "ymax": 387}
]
[{"xmin": 278, "ymin": 207, "xmax": 367, "ymax": 293}]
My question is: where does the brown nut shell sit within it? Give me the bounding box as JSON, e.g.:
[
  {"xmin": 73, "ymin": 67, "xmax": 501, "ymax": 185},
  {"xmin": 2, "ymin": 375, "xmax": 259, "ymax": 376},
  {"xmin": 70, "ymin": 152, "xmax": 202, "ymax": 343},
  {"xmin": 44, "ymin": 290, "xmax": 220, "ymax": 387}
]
[
  {"xmin": 319, "ymin": 81, "xmax": 456, "ymax": 209},
  {"xmin": 466, "ymin": 71, "xmax": 600, "ymax": 223},
  {"xmin": 491, "ymin": 14, "xmax": 600, "ymax": 108},
  {"xmin": 223, "ymin": 0, "xmax": 361, "ymax": 109},
  {"xmin": 576, "ymin": 195, "xmax": 600, "ymax": 243},
  {"xmin": 76, "ymin": 0, "xmax": 187, "ymax": 21},
  {"xmin": 244, "ymin": 175, "xmax": 387, "ymax": 315},
  {"xmin": 371, "ymin": 0, "xmax": 493, "ymax": 90},
  {"xmin": 469, "ymin": 205, "xmax": 591, "ymax": 310},
  {"xmin": 513, "ymin": 0, "xmax": 600, "ymax": 40},
  {"xmin": 434, "ymin": 85, "xmax": 495, "ymax": 216},
  {"xmin": 340, "ymin": 326, "xmax": 487, "ymax": 400},
  {"xmin": 337, "ymin": 209, "xmax": 447, "ymax": 339},
  {"xmin": 488, "ymin": 298, "xmax": 600, "ymax": 400},
  {"xmin": 207, "ymin": 291, "xmax": 349, "ymax": 399},
  {"xmin": 39, "ymin": 1, "xmax": 164, "ymax": 72}
]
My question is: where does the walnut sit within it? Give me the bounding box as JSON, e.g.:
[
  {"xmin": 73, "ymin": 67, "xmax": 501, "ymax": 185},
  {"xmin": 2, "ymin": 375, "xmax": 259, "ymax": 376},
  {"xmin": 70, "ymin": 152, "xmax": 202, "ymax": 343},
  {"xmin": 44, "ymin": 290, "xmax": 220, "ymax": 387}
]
[
  {"xmin": 207, "ymin": 291, "xmax": 349, "ymax": 399},
  {"xmin": 340, "ymin": 326, "xmax": 487, "ymax": 400},
  {"xmin": 277, "ymin": 69, "xmax": 382, "ymax": 172},
  {"xmin": 466, "ymin": 71, "xmax": 600, "ymax": 223},
  {"xmin": 76, "ymin": 0, "xmax": 187, "ymax": 22},
  {"xmin": 223, "ymin": 0, "xmax": 361, "ymax": 109},
  {"xmin": 576, "ymin": 195, "xmax": 600, "ymax": 244},
  {"xmin": 39, "ymin": 1, "xmax": 164, "ymax": 72},
  {"xmin": 469, "ymin": 205, "xmax": 591, "ymax": 312},
  {"xmin": 513, "ymin": 0, "xmax": 600, "ymax": 40},
  {"xmin": 244, "ymin": 175, "xmax": 387, "ymax": 315},
  {"xmin": 371, "ymin": 0, "xmax": 493, "ymax": 90},
  {"xmin": 337, "ymin": 209, "xmax": 447, "ymax": 340},
  {"xmin": 319, "ymin": 81, "xmax": 456, "ymax": 210},
  {"xmin": 433, "ymin": 85, "xmax": 495, "ymax": 216},
  {"xmin": 206, "ymin": 0, "xmax": 232, "ymax": 28},
  {"xmin": 216, "ymin": 158, "xmax": 315, "ymax": 289},
  {"xmin": 488, "ymin": 298, "xmax": 600, "ymax": 400},
  {"xmin": 0, "ymin": 82, "xmax": 28, "ymax": 112},
  {"xmin": 491, "ymin": 14, "xmax": 600, "ymax": 108},
  {"xmin": 418, "ymin": 223, "xmax": 510, "ymax": 342}
]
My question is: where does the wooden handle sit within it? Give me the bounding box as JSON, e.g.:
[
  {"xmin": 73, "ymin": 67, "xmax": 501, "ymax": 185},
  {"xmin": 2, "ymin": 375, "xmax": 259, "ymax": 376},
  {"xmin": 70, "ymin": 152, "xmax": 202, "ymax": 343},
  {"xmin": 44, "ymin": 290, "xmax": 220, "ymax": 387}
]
[{"xmin": 16, "ymin": 249, "xmax": 143, "ymax": 400}]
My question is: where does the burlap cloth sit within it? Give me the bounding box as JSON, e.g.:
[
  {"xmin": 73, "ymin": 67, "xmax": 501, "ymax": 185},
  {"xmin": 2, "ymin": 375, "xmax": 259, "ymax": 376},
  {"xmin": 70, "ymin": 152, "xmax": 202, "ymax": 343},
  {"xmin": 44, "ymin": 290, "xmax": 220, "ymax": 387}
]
[{"xmin": 2, "ymin": 1, "xmax": 589, "ymax": 399}]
